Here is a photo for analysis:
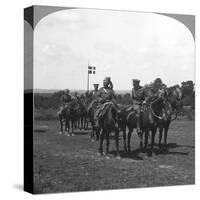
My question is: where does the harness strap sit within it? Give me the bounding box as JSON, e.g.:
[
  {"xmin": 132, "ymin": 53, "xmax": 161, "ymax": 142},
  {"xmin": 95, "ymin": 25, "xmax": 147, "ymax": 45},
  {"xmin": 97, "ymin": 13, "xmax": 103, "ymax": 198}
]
[
  {"xmin": 149, "ymin": 97, "xmax": 163, "ymax": 120},
  {"xmin": 103, "ymin": 88, "xmax": 108, "ymax": 94},
  {"xmin": 127, "ymin": 111, "xmax": 135, "ymax": 122}
]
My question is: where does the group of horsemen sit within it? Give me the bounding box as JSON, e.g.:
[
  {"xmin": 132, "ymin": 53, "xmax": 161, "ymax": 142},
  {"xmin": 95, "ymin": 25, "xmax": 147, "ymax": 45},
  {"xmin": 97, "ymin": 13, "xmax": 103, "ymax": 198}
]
[{"xmin": 59, "ymin": 77, "xmax": 166, "ymax": 132}]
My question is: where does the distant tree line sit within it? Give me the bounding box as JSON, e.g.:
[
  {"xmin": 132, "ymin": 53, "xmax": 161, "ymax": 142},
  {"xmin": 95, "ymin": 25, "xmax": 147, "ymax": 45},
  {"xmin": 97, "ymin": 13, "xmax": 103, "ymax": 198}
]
[{"xmin": 34, "ymin": 80, "xmax": 195, "ymax": 120}]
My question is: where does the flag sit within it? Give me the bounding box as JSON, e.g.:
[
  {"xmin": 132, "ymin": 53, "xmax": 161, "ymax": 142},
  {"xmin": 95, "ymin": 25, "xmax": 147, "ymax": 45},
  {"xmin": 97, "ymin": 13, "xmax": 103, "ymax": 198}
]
[{"xmin": 88, "ymin": 66, "xmax": 96, "ymax": 74}]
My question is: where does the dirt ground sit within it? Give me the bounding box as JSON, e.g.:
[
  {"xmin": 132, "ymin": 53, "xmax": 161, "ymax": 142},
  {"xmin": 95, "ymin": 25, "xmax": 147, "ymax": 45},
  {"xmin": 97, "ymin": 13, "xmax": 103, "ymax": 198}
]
[{"xmin": 33, "ymin": 119, "xmax": 195, "ymax": 194}]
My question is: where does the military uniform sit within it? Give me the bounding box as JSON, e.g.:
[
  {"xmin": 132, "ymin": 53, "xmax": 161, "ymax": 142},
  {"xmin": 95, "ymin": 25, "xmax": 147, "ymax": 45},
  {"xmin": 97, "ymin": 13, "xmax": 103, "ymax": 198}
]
[
  {"xmin": 144, "ymin": 78, "xmax": 164, "ymax": 102},
  {"xmin": 131, "ymin": 79, "xmax": 144, "ymax": 131},
  {"xmin": 91, "ymin": 84, "xmax": 99, "ymax": 99},
  {"xmin": 61, "ymin": 93, "xmax": 72, "ymax": 105},
  {"xmin": 93, "ymin": 78, "xmax": 116, "ymax": 127},
  {"xmin": 58, "ymin": 91, "xmax": 72, "ymax": 115}
]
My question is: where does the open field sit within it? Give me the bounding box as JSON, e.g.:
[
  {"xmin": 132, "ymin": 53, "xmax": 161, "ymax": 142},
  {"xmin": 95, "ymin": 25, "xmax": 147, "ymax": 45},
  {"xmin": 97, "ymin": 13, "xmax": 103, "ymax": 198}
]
[{"xmin": 33, "ymin": 119, "xmax": 195, "ymax": 194}]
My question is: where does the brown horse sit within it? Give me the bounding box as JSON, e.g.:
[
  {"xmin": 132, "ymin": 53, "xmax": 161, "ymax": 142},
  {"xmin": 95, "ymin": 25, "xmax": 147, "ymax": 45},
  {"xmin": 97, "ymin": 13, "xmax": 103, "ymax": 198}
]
[{"xmin": 98, "ymin": 102, "xmax": 121, "ymax": 158}]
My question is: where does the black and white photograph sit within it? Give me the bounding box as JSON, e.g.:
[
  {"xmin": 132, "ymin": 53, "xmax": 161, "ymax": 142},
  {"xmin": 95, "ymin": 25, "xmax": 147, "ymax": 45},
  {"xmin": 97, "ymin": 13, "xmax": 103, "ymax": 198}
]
[{"xmin": 24, "ymin": 5, "xmax": 195, "ymax": 194}]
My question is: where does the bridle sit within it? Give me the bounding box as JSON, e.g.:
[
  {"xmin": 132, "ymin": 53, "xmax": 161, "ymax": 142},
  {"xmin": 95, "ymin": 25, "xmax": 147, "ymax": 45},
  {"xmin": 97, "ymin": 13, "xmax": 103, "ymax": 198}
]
[{"xmin": 149, "ymin": 97, "xmax": 163, "ymax": 120}]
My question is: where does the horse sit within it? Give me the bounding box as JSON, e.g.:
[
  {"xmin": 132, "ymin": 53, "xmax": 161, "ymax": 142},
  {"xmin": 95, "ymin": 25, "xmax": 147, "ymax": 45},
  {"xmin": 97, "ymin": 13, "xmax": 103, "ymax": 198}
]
[
  {"xmin": 57, "ymin": 104, "xmax": 71, "ymax": 135},
  {"xmin": 140, "ymin": 96, "xmax": 166, "ymax": 156},
  {"xmin": 98, "ymin": 102, "xmax": 121, "ymax": 158},
  {"xmin": 69, "ymin": 97, "xmax": 82, "ymax": 135},
  {"xmin": 77, "ymin": 95, "xmax": 88, "ymax": 130},
  {"xmin": 158, "ymin": 96, "xmax": 177, "ymax": 149},
  {"xmin": 166, "ymin": 85, "xmax": 183, "ymax": 115},
  {"xmin": 117, "ymin": 104, "xmax": 140, "ymax": 152}
]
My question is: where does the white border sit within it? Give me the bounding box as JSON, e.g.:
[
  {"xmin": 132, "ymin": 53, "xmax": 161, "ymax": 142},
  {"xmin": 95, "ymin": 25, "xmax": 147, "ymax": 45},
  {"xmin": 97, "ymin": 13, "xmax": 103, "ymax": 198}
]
[{"xmin": 0, "ymin": 0, "xmax": 199, "ymax": 199}]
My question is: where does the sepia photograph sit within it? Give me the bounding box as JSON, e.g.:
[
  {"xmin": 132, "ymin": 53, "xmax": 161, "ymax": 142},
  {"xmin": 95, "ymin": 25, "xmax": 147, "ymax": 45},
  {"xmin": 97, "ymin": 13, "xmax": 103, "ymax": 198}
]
[{"xmin": 24, "ymin": 6, "xmax": 195, "ymax": 194}]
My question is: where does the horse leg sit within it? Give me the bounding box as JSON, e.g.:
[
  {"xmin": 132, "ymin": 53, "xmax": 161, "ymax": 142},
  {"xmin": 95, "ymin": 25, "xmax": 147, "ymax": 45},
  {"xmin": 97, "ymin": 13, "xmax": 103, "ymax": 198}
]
[
  {"xmin": 159, "ymin": 127, "xmax": 163, "ymax": 149},
  {"xmin": 123, "ymin": 128, "xmax": 127, "ymax": 152},
  {"xmin": 58, "ymin": 114, "xmax": 64, "ymax": 134},
  {"xmin": 90, "ymin": 126, "xmax": 95, "ymax": 142},
  {"xmin": 98, "ymin": 129, "xmax": 104, "ymax": 156},
  {"xmin": 150, "ymin": 128, "xmax": 156, "ymax": 156},
  {"xmin": 115, "ymin": 129, "xmax": 120, "ymax": 158},
  {"xmin": 67, "ymin": 119, "xmax": 70, "ymax": 135},
  {"xmin": 144, "ymin": 129, "xmax": 149, "ymax": 150},
  {"xmin": 96, "ymin": 127, "xmax": 100, "ymax": 141},
  {"xmin": 127, "ymin": 128, "xmax": 132, "ymax": 152},
  {"xmin": 139, "ymin": 131, "xmax": 144, "ymax": 149},
  {"xmin": 71, "ymin": 119, "xmax": 74, "ymax": 136},
  {"xmin": 164, "ymin": 124, "xmax": 169, "ymax": 149},
  {"xmin": 84, "ymin": 115, "xmax": 87, "ymax": 129},
  {"xmin": 105, "ymin": 131, "xmax": 110, "ymax": 155},
  {"xmin": 64, "ymin": 118, "xmax": 68, "ymax": 135}
]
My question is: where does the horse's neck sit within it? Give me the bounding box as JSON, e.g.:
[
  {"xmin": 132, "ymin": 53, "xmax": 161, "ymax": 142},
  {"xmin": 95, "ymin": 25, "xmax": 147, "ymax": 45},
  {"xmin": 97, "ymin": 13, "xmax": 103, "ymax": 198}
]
[{"xmin": 107, "ymin": 105, "xmax": 116, "ymax": 120}]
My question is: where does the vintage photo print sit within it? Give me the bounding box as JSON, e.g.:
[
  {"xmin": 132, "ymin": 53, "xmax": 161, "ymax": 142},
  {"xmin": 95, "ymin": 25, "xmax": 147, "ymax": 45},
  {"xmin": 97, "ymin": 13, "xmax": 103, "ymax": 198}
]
[{"xmin": 24, "ymin": 6, "xmax": 195, "ymax": 194}]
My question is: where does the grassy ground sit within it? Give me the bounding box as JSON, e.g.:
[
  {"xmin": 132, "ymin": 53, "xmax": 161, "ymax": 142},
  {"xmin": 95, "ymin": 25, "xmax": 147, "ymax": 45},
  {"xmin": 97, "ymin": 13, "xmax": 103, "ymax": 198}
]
[{"xmin": 33, "ymin": 119, "xmax": 195, "ymax": 194}]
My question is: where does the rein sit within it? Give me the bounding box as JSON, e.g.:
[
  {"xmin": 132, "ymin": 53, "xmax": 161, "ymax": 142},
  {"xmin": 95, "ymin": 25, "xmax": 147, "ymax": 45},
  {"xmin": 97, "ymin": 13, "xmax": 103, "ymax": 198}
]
[{"xmin": 149, "ymin": 97, "xmax": 163, "ymax": 120}]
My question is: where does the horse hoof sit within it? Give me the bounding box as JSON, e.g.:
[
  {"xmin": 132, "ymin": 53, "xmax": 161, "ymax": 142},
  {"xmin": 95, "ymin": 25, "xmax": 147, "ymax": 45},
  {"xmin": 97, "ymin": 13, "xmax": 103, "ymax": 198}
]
[
  {"xmin": 71, "ymin": 133, "xmax": 75, "ymax": 136},
  {"xmin": 116, "ymin": 155, "xmax": 121, "ymax": 159},
  {"xmin": 91, "ymin": 139, "xmax": 95, "ymax": 142},
  {"xmin": 59, "ymin": 132, "xmax": 62, "ymax": 135},
  {"xmin": 106, "ymin": 156, "xmax": 110, "ymax": 159},
  {"xmin": 67, "ymin": 134, "xmax": 70, "ymax": 137},
  {"xmin": 97, "ymin": 152, "xmax": 102, "ymax": 157}
]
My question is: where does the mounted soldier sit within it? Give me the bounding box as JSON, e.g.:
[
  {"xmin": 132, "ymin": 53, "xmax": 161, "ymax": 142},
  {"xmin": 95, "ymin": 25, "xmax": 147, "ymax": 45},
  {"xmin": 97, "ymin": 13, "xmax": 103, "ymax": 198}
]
[
  {"xmin": 60, "ymin": 89, "xmax": 72, "ymax": 108},
  {"xmin": 144, "ymin": 78, "xmax": 165, "ymax": 103},
  {"xmin": 91, "ymin": 83, "xmax": 99, "ymax": 99},
  {"xmin": 57, "ymin": 89, "xmax": 72, "ymax": 135},
  {"xmin": 131, "ymin": 79, "xmax": 144, "ymax": 133},
  {"xmin": 106, "ymin": 77, "xmax": 113, "ymax": 90},
  {"xmin": 93, "ymin": 77, "xmax": 116, "ymax": 128}
]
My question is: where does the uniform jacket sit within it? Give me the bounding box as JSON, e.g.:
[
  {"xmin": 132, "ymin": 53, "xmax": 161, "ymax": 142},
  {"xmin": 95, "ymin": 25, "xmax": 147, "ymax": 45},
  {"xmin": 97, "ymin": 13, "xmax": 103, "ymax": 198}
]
[{"xmin": 60, "ymin": 94, "xmax": 72, "ymax": 105}]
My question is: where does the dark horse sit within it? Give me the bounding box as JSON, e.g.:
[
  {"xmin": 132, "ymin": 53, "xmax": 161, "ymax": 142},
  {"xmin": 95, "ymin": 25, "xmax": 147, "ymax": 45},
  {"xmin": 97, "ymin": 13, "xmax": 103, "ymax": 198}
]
[
  {"xmin": 69, "ymin": 98, "xmax": 82, "ymax": 135},
  {"xmin": 141, "ymin": 96, "xmax": 166, "ymax": 156},
  {"xmin": 158, "ymin": 94, "xmax": 177, "ymax": 149},
  {"xmin": 57, "ymin": 104, "xmax": 71, "ymax": 135},
  {"xmin": 117, "ymin": 104, "xmax": 139, "ymax": 152},
  {"xmin": 98, "ymin": 102, "xmax": 121, "ymax": 158},
  {"xmin": 77, "ymin": 95, "xmax": 88, "ymax": 130}
]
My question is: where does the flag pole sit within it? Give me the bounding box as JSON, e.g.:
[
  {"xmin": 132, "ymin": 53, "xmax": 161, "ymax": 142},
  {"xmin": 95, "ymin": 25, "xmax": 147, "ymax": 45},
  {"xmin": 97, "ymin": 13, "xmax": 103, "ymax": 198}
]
[{"xmin": 87, "ymin": 60, "xmax": 89, "ymax": 91}]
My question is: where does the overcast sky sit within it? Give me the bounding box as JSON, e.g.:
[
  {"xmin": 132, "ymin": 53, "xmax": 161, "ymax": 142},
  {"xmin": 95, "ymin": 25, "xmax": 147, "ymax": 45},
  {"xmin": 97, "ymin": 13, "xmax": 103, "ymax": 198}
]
[{"xmin": 34, "ymin": 9, "xmax": 194, "ymax": 90}]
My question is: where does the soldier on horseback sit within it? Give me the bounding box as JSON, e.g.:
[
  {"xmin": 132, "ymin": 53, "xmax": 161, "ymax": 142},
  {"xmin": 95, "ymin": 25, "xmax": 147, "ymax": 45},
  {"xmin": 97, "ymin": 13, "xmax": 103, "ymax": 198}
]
[
  {"xmin": 91, "ymin": 84, "xmax": 99, "ymax": 99},
  {"xmin": 59, "ymin": 89, "xmax": 72, "ymax": 112},
  {"xmin": 131, "ymin": 79, "xmax": 144, "ymax": 133},
  {"xmin": 57, "ymin": 89, "xmax": 72, "ymax": 135},
  {"xmin": 94, "ymin": 77, "xmax": 116, "ymax": 127},
  {"xmin": 144, "ymin": 78, "xmax": 165, "ymax": 103}
]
